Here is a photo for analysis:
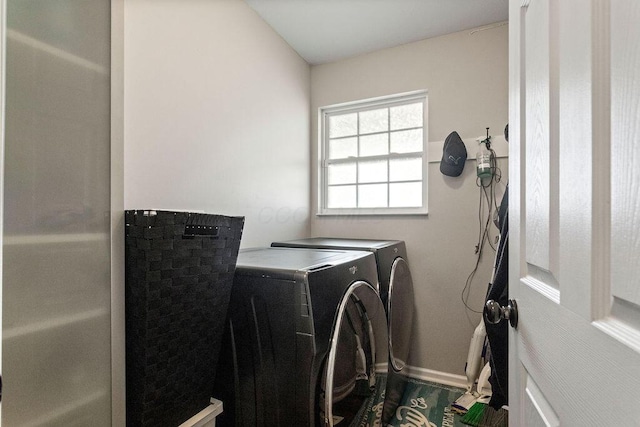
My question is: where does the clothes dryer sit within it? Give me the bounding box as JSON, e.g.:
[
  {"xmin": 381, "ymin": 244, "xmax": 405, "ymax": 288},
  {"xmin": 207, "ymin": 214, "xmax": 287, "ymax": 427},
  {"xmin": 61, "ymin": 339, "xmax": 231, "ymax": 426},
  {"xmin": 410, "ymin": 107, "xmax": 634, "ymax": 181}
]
[
  {"xmin": 213, "ymin": 247, "xmax": 388, "ymax": 427},
  {"xmin": 271, "ymin": 238, "xmax": 415, "ymax": 424}
]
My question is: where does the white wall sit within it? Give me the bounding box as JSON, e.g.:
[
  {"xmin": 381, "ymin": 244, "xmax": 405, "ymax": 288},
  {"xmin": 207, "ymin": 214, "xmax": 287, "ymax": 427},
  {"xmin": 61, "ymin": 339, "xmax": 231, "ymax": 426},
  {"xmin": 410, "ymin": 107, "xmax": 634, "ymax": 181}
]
[
  {"xmin": 124, "ymin": 0, "xmax": 311, "ymax": 247},
  {"xmin": 124, "ymin": 2, "xmax": 508, "ymax": 378},
  {"xmin": 311, "ymin": 24, "xmax": 509, "ymax": 376}
]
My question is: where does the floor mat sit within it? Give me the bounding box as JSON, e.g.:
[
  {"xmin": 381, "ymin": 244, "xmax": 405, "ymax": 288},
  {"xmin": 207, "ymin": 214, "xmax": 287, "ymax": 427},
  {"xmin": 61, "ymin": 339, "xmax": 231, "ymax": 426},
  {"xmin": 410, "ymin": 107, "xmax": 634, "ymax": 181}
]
[{"xmin": 351, "ymin": 375, "xmax": 471, "ymax": 427}]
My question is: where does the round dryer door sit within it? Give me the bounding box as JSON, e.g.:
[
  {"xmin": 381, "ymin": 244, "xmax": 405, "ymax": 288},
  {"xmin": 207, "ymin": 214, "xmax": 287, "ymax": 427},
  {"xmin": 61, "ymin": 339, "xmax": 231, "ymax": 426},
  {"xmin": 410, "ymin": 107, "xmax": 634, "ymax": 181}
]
[
  {"xmin": 388, "ymin": 257, "xmax": 415, "ymax": 372},
  {"xmin": 320, "ymin": 281, "xmax": 388, "ymax": 427}
]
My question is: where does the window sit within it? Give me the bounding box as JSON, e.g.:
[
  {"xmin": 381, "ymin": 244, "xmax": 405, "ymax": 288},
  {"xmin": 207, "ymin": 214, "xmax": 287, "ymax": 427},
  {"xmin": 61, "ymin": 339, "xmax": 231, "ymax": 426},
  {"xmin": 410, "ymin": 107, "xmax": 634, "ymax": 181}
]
[{"xmin": 318, "ymin": 91, "xmax": 428, "ymax": 215}]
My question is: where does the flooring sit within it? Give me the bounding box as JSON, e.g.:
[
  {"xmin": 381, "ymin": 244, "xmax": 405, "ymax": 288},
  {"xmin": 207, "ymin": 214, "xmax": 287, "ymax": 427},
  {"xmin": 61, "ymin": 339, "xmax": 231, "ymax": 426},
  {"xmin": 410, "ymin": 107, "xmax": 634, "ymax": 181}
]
[{"xmin": 349, "ymin": 375, "xmax": 470, "ymax": 427}]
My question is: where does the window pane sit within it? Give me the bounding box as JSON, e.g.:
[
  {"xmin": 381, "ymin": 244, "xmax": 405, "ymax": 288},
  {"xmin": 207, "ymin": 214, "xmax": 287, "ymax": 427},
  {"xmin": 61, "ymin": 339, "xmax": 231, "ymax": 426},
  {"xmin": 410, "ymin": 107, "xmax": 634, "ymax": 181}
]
[
  {"xmin": 391, "ymin": 129, "xmax": 423, "ymax": 153},
  {"xmin": 359, "ymin": 160, "xmax": 387, "ymax": 183},
  {"xmin": 358, "ymin": 184, "xmax": 388, "ymax": 208},
  {"xmin": 390, "ymin": 102, "xmax": 422, "ymax": 130},
  {"xmin": 390, "ymin": 158, "xmax": 422, "ymax": 182},
  {"xmin": 328, "ymin": 185, "xmax": 356, "ymax": 208},
  {"xmin": 329, "ymin": 137, "xmax": 357, "ymax": 159},
  {"xmin": 359, "ymin": 108, "xmax": 388, "ymax": 134},
  {"xmin": 390, "ymin": 182, "xmax": 422, "ymax": 207},
  {"xmin": 329, "ymin": 113, "xmax": 357, "ymax": 138},
  {"xmin": 360, "ymin": 133, "xmax": 388, "ymax": 157},
  {"xmin": 322, "ymin": 94, "xmax": 427, "ymax": 213},
  {"xmin": 328, "ymin": 163, "xmax": 356, "ymax": 185}
]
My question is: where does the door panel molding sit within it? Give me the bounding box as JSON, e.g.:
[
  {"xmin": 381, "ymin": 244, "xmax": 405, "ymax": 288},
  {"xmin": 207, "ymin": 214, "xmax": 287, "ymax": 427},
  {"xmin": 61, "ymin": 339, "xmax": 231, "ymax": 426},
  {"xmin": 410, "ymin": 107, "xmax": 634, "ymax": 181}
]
[
  {"xmin": 593, "ymin": 297, "xmax": 640, "ymax": 354},
  {"xmin": 522, "ymin": 268, "xmax": 560, "ymax": 304},
  {"xmin": 611, "ymin": 1, "xmax": 640, "ymax": 309},
  {"xmin": 589, "ymin": 0, "xmax": 612, "ymax": 322},
  {"xmin": 524, "ymin": 374, "xmax": 559, "ymax": 427},
  {"xmin": 524, "ymin": 0, "xmax": 552, "ymax": 273},
  {"xmin": 518, "ymin": 285, "xmax": 639, "ymax": 425}
]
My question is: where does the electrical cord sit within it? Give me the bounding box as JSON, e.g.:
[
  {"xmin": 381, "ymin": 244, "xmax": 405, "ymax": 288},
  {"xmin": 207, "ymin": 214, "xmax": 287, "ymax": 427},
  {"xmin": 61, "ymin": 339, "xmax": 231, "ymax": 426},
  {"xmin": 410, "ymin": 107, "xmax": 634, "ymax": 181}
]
[{"xmin": 461, "ymin": 139, "xmax": 504, "ymax": 318}]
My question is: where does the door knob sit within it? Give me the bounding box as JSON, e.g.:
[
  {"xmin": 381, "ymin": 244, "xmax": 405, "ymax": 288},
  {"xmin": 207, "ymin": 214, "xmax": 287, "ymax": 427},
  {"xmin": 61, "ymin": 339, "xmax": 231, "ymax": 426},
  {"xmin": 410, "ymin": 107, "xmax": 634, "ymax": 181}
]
[{"xmin": 484, "ymin": 299, "xmax": 518, "ymax": 329}]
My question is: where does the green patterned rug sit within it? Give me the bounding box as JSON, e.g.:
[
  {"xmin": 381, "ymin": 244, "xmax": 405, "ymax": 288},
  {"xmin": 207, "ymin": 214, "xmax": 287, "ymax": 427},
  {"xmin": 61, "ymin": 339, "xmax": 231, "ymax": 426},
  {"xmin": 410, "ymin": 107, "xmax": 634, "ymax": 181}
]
[{"xmin": 350, "ymin": 375, "xmax": 468, "ymax": 427}]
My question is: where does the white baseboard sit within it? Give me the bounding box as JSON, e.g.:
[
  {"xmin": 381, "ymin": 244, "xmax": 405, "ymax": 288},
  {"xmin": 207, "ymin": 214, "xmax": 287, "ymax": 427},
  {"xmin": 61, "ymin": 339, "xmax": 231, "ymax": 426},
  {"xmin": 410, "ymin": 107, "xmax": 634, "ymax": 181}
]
[{"xmin": 404, "ymin": 365, "xmax": 468, "ymax": 389}]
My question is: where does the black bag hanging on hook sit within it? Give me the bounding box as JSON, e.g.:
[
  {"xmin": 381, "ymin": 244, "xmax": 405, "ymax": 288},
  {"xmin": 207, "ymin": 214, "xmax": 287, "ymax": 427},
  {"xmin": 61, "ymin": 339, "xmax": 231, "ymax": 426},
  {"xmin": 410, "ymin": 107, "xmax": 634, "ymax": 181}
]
[
  {"xmin": 440, "ymin": 131, "xmax": 467, "ymax": 177},
  {"xmin": 484, "ymin": 187, "xmax": 509, "ymax": 409}
]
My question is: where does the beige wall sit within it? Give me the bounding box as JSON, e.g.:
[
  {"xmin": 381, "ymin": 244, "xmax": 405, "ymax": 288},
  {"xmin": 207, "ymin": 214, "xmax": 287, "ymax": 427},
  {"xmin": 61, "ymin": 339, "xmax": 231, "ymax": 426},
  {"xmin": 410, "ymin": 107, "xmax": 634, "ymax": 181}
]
[
  {"xmin": 124, "ymin": 0, "xmax": 311, "ymax": 247},
  {"xmin": 124, "ymin": 1, "xmax": 508, "ymax": 377},
  {"xmin": 310, "ymin": 24, "xmax": 509, "ymax": 375}
]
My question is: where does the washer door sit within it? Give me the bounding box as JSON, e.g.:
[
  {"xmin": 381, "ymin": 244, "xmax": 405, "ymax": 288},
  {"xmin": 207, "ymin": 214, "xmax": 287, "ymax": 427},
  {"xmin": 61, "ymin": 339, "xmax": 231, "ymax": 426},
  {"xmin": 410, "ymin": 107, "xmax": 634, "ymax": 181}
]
[
  {"xmin": 320, "ymin": 281, "xmax": 388, "ymax": 427},
  {"xmin": 388, "ymin": 257, "xmax": 415, "ymax": 372}
]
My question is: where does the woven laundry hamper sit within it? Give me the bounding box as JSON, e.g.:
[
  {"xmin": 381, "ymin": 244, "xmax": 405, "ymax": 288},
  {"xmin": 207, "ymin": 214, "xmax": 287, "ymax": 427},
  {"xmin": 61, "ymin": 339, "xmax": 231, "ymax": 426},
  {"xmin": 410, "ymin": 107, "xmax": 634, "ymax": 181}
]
[{"xmin": 125, "ymin": 210, "xmax": 244, "ymax": 427}]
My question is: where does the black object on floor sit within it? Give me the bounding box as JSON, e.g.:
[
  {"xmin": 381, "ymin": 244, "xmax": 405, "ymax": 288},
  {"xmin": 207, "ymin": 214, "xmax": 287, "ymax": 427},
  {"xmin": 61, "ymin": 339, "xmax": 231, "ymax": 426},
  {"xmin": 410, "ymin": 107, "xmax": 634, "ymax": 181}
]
[{"xmin": 125, "ymin": 210, "xmax": 244, "ymax": 427}]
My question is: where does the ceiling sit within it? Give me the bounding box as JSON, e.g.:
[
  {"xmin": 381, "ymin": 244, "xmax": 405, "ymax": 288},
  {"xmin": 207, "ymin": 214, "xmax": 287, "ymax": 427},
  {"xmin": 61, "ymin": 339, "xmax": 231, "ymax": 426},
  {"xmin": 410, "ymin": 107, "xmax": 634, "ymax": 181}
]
[{"xmin": 244, "ymin": 0, "xmax": 509, "ymax": 65}]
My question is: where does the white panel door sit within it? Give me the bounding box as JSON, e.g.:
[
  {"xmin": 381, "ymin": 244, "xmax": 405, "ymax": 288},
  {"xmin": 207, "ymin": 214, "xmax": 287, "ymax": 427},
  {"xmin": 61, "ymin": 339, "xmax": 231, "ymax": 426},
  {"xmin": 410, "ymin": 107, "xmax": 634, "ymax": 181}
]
[{"xmin": 509, "ymin": 0, "xmax": 640, "ymax": 425}]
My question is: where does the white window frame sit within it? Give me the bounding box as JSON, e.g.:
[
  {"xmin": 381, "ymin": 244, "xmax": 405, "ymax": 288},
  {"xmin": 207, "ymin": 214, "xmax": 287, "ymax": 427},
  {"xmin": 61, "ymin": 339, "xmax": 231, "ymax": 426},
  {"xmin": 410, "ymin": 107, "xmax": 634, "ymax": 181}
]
[{"xmin": 318, "ymin": 91, "xmax": 428, "ymax": 216}]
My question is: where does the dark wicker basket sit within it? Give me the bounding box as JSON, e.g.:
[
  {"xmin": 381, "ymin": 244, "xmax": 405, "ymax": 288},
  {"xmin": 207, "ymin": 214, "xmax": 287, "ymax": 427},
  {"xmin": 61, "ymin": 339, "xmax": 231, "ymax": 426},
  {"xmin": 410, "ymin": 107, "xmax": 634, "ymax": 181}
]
[{"xmin": 125, "ymin": 210, "xmax": 244, "ymax": 427}]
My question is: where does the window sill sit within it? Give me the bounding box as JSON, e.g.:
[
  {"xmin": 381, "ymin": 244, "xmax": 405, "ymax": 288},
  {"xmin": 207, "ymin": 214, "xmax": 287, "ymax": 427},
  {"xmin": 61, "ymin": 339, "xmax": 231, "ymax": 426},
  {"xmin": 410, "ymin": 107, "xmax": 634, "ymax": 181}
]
[{"xmin": 316, "ymin": 209, "xmax": 429, "ymax": 217}]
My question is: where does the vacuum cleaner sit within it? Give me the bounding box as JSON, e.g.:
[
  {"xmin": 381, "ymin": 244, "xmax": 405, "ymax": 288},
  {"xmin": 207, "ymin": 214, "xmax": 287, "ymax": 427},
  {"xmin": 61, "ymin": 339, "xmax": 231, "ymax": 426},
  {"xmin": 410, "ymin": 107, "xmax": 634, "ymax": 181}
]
[
  {"xmin": 452, "ymin": 233, "xmax": 503, "ymax": 414},
  {"xmin": 451, "ymin": 321, "xmax": 492, "ymax": 414}
]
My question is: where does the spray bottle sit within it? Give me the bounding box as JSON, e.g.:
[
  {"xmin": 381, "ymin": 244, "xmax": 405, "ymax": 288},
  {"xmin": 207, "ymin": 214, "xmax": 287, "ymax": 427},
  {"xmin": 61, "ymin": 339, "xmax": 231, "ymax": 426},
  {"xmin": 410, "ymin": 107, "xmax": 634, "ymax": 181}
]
[{"xmin": 476, "ymin": 128, "xmax": 493, "ymax": 179}]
